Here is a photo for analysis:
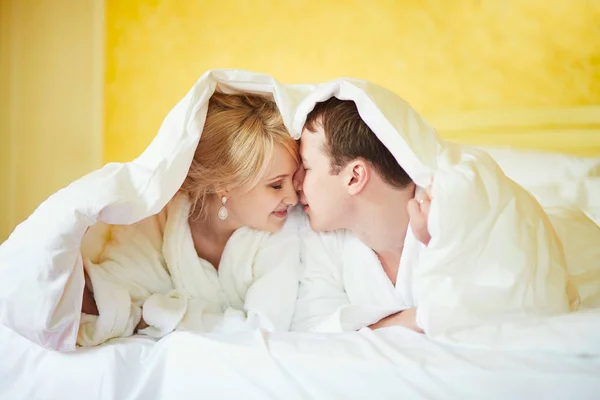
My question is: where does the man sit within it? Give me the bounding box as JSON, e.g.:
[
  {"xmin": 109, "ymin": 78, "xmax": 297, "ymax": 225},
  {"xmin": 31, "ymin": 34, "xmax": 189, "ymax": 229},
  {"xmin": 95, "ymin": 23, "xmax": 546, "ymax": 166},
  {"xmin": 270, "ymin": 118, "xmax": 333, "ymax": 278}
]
[{"xmin": 292, "ymin": 97, "xmax": 431, "ymax": 333}]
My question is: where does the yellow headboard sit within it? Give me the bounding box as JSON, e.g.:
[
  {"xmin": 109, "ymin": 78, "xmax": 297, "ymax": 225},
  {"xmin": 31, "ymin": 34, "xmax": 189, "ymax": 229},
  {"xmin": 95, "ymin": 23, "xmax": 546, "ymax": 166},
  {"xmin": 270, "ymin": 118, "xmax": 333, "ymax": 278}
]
[
  {"xmin": 431, "ymin": 106, "xmax": 600, "ymax": 156},
  {"xmin": 104, "ymin": 0, "xmax": 600, "ymax": 161}
]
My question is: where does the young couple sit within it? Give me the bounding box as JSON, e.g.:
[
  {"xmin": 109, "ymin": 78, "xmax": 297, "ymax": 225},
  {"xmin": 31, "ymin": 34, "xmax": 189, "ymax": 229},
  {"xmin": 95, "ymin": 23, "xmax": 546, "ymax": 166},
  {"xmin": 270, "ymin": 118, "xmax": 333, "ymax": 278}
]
[{"xmin": 78, "ymin": 90, "xmax": 432, "ymax": 346}]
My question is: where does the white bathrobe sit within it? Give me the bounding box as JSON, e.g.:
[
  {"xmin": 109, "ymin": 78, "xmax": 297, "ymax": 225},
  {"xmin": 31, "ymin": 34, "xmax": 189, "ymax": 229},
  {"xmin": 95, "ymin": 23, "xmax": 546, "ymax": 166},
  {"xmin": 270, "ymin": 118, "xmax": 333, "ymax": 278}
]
[
  {"xmin": 293, "ymin": 210, "xmax": 427, "ymax": 332},
  {"xmin": 78, "ymin": 194, "xmax": 302, "ymax": 347}
]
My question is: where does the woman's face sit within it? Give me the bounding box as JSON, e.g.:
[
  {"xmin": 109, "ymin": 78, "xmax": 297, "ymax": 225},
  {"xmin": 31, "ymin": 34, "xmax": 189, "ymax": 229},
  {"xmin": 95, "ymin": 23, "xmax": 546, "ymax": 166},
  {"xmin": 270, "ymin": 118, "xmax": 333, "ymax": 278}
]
[{"xmin": 226, "ymin": 144, "xmax": 299, "ymax": 233}]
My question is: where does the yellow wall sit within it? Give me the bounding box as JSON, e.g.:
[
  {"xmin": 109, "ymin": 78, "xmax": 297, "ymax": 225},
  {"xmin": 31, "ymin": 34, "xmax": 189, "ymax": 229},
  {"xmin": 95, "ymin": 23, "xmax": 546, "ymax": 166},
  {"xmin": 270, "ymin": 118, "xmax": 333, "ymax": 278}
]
[
  {"xmin": 0, "ymin": 0, "xmax": 103, "ymax": 241},
  {"xmin": 2, "ymin": 1, "xmax": 599, "ymax": 240},
  {"xmin": 105, "ymin": 0, "xmax": 600, "ymax": 162}
]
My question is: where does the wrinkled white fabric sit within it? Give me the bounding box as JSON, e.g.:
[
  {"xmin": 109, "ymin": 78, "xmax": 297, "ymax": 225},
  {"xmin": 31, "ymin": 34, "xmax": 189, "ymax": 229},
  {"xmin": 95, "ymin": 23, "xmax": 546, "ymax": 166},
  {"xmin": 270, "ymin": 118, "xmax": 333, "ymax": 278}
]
[
  {"xmin": 0, "ymin": 70, "xmax": 313, "ymax": 351},
  {"xmin": 3, "ymin": 321, "xmax": 600, "ymax": 400},
  {"xmin": 293, "ymin": 204, "xmax": 599, "ymax": 337},
  {"xmin": 0, "ymin": 69, "xmax": 597, "ymax": 352},
  {"xmin": 292, "ymin": 83, "xmax": 596, "ymax": 343},
  {"xmin": 78, "ymin": 194, "xmax": 301, "ymax": 347},
  {"xmin": 482, "ymin": 146, "xmax": 600, "ymax": 225}
]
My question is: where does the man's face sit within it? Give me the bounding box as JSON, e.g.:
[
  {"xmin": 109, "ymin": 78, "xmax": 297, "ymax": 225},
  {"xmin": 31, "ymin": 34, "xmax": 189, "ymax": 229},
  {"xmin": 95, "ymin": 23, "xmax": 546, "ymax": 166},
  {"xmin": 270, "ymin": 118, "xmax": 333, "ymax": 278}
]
[{"xmin": 298, "ymin": 125, "xmax": 351, "ymax": 232}]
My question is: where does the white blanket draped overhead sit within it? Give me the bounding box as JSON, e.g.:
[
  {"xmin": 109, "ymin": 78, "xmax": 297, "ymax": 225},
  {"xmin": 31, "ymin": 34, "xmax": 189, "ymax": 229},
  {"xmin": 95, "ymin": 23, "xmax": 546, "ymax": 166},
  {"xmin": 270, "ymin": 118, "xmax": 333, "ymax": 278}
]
[
  {"xmin": 0, "ymin": 69, "xmax": 588, "ymax": 352},
  {"xmin": 0, "ymin": 70, "xmax": 313, "ymax": 351},
  {"xmin": 293, "ymin": 80, "xmax": 583, "ymax": 341}
]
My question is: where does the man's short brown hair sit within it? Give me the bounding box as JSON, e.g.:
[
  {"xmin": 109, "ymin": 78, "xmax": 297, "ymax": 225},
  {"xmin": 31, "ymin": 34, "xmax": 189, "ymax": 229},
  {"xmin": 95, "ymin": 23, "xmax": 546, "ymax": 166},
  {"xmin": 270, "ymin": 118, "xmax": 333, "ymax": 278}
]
[{"xmin": 304, "ymin": 98, "xmax": 412, "ymax": 189}]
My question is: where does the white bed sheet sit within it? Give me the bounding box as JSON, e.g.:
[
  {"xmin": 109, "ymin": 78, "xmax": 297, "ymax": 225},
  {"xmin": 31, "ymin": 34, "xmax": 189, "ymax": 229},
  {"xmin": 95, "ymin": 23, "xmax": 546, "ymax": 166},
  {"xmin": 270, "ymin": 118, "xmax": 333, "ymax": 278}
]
[
  {"xmin": 2, "ymin": 313, "xmax": 600, "ymax": 400},
  {"xmin": 1, "ymin": 148, "xmax": 599, "ymax": 400}
]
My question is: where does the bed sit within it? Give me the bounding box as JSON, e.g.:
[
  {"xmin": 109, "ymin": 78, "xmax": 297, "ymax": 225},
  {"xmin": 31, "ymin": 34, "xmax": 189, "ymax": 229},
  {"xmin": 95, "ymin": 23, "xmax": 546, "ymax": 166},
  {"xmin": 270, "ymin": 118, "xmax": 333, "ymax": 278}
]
[{"xmin": 1, "ymin": 145, "xmax": 599, "ymax": 400}]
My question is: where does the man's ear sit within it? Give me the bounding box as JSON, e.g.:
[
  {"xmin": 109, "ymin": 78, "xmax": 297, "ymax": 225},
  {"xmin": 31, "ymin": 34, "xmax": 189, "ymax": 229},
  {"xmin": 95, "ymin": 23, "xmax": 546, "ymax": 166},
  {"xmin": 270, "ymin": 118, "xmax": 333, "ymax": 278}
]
[{"xmin": 341, "ymin": 159, "xmax": 370, "ymax": 196}]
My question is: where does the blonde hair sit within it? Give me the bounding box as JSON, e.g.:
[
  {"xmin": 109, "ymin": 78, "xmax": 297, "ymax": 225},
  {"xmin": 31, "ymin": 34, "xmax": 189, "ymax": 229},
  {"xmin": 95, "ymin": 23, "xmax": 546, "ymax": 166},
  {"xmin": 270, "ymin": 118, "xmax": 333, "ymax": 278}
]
[{"xmin": 180, "ymin": 91, "xmax": 299, "ymax": 219}]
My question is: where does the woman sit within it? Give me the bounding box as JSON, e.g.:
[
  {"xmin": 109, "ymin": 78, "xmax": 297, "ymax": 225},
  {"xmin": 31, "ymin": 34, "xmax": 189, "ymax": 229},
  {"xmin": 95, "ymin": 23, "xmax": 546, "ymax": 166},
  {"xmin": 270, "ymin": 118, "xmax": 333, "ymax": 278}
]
[{"xmin": 78, "ymin": 91, "xmax": 301, "ymax": 346}]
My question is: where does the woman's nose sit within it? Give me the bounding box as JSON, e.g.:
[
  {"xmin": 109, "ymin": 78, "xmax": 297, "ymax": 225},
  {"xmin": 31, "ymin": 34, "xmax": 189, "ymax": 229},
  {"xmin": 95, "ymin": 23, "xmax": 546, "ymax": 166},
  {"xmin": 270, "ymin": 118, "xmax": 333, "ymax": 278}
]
[
  {"xmin": 284, "ymin": 183, "xmax": 299, "ymax": 206},
  {"xmin": 293, "ymin": 167, "xmax": 305, "ymax": 192}
]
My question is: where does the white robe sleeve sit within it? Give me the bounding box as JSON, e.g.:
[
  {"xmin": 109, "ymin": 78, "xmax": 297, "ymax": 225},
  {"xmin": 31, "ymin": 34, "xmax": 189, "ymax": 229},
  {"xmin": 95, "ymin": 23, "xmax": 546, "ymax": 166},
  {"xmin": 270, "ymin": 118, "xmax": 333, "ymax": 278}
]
[
  {"xmin": 77, "ymin": 213, "xmax": 174, "ymax": 347},
  {"xmin": 293, "ymin": 224, "xmax": 348, "ymax": 332},
  {"xmin": 145, "ymin": 227, "xmax": 302, "ymax": 335},
  {"xmin": 151, "ymin": 201, "xmax": 302, "ymax": 335},
  {"xmin": 241, "ymin": 212, "xmax": 302, "ymax": 332}
]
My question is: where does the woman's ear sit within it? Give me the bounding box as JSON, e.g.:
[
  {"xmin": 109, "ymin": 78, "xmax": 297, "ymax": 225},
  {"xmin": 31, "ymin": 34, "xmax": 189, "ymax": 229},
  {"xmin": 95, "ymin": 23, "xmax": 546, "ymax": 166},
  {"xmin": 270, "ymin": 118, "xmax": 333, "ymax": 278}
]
[{"xmin": 215, "ymin": 188, "xmax": 231, "ymax": 202}]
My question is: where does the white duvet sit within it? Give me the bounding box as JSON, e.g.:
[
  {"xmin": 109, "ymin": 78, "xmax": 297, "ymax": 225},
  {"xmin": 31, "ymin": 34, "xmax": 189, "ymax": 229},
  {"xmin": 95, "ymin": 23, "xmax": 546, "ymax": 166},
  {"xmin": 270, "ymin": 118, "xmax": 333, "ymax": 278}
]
[
  {"xmin": 2, "ymin": 307, "xmax": 600, "ymax": 399},
  {"xmin": 0, "ymin": 70, "xmax": 599, "ymax": 399}
]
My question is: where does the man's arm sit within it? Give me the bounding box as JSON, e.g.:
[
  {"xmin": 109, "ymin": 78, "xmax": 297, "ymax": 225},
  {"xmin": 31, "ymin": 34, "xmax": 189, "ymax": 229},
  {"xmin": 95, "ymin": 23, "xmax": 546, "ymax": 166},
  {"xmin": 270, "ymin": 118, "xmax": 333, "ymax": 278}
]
[{"xmin": 368, "ymin": 308, "xmax": 423, "ymax": 333}]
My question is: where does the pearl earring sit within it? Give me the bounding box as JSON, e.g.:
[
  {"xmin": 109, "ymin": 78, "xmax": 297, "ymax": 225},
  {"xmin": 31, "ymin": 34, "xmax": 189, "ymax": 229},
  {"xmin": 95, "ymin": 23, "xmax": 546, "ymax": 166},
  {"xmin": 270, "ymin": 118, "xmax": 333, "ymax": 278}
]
[{"xmin": 218, "ymin": 196, "xmax": 228, "ymax": 220}]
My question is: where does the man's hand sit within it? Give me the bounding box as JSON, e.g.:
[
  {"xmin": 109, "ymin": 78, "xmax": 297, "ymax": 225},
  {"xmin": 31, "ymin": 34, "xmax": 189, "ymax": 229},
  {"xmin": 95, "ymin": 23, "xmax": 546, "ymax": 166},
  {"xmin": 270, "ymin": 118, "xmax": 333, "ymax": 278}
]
[
  {"xmin": 368, "ymin": 308, "xmax": 424, "ymax": 333},
  {"xmin": 407, "ymin": 185, "xmax": 432, "ymax": 246}
]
